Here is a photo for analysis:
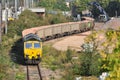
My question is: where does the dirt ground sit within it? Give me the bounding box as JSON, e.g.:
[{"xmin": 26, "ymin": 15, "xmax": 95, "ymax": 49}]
[{"xmin": 52, "ymin": 31, "xmax": 91, "ymax": 51}]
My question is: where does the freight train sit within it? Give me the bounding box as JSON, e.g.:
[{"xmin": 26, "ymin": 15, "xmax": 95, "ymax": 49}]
[
  {"xmin": 36, "ymin": 17, "xmax": 94, "ymax": 41},
  {"xmin": 22, "ymin": 17, "xmax": 94, "ymax": 64}
]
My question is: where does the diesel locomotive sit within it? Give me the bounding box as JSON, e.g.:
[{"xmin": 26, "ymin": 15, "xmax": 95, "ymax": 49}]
[{"xmin": 23, "ymin": 33, "xmax": 42, "ymax": 64}]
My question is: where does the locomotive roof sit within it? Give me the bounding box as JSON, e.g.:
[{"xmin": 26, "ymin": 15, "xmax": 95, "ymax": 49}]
[{"xmin": 23, "ymin": 33, "xmax": 41, "ymax": 41}]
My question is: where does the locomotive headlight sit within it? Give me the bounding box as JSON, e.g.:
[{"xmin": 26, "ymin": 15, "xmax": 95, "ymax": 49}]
[
  {"xmin": 37, "ymin": 53, "xmax": 40, "ymax": 55},
  {"xmin": 25, "ymin": 53, "xmax": 29, "ymax": 55}
]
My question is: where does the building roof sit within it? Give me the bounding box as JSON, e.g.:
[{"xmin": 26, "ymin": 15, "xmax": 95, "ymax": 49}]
[{"xmin": 28, "ymin": 8, "xmax": 45, "ymax": 13}]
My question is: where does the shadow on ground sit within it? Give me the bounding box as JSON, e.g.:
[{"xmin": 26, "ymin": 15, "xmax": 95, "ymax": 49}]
[{"xmin": 9, "ymin": 38, "xmax": 25, "ymax": 65}]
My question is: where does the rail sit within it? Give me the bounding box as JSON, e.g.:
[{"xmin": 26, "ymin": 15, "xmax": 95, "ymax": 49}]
[{"xmin": 26, "ymin": 64, "xmax": 42, "ymax": 80}]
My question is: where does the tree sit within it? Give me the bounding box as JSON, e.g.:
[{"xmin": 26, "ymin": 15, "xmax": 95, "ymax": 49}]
[
  {"xmin": 106, "ymin": 1, "xmax": 120, "ymax": 17},
  {"xmin": 100, "ymin": 30, "xmax": 120, "ymax": 79},
  {"xmin": 80, "ymin": 31, "xmax": 101, "ymax": 76},
  {"xmin": 84, "ymin": 29, "xmax": 120, "ymax": 79},
  {"xmin": 8, "ymin": 10, "xmax": 41, "ymax": 37},
  {"xmin": 38, "ymin": 0, "xmax": 69, "ymax": 11}
]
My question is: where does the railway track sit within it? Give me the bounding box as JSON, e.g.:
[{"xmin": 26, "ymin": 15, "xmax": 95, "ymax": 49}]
[
  {"xmin": 43, "ymin": 31, "xmax": 90, "ymax": 44},
  {"xmin": 26, "ymin": 64, "xmax": 43, "ymax": 80},
  {"xmin": 43, "ymin": 30, "xmax": 91, "ymax": 43}
]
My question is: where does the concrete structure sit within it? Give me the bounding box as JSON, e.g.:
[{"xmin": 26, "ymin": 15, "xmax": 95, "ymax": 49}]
[{"xmin": 28, "ymin": 8, "xmax": 45, "ymax": 17}]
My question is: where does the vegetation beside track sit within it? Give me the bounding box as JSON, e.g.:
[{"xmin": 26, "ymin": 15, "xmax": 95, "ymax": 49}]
[
  {"xmin": 0, "ymin": 35, "xmax": 25, "ymax": 80},
  {"xmin": 42, "ymin": 44, "xmax": 101, "ymax": 80}
]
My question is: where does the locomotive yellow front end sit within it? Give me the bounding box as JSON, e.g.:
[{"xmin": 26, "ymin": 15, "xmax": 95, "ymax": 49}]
[{"xmin": 23, "ymin": 33, "xmax": 42, "ymax": 64}]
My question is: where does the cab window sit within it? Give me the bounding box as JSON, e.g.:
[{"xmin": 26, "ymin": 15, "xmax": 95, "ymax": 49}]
[
  {"xmin": 26, "ymin": 43, "xmax": 32, "ymax": 48},
  {"xmin": 34, "ymin": 43, "xmax": 40, "ymax": 48}
]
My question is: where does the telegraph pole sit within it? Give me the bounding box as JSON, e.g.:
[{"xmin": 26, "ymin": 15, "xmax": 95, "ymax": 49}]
[
  {"xmin": 5, "ymin": 0, "xmax": 8, "ymax": 34},
  {"xmin": 37, "ymin": 0, "xmax": 40, "ymax": 7},
  {"xmin": 29, "ymin": 0, "xmax": 32, "ymax": 8},
  {"xmin": 24, "ymin": 0, "xmax": 25, "ymax": 8},
  {"xmin": 32, "ymin": 0, "xmax": 34, "ymax": 7},
  {"xmin": 24, "ymin": 0, "xmax": 29, "ymax": 8},
  {"xmin": 29, "ymin": 0, "xmax": 31, "ymax": 8},
  {"xmin": 15, "ymin": 0, "xmax": 18, "ymax": 19},
  {"xmin": 0, "ymin": 0, "xmax": 2, "ymax": 43},
  {"xmin": 27, "ymin": 0, "xmax": 29, "ymax": 8}
]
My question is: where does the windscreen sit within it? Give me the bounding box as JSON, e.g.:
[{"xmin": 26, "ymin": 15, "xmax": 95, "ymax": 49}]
[
  {"xmin": 34, "ymin": 43, "xmax": 40, "ymax": 48},
  {"xmin": 26, "ymin": 43, "xmax": 32, "ymax": 48}
]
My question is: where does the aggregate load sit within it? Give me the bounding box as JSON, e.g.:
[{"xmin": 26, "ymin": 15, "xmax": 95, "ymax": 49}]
[{"xmin": 102, "ymin": 18, "xmax": 120, "ymax": 30}]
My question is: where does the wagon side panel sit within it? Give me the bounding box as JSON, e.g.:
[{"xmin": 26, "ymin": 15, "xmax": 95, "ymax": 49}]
[
  {"xmin": 61, "ymin": 24, "xmax": 71, "ymax": 33},
  {"xmin": 36, "ymin": 29, "xmax": 44, "ymax": 38},
  {"xmin": 53, "ymin": 26, "xmax": 61, "ymax": 35},
  {"xmin": 70, "ymin": 23, "xmax": 79, "ymax": 31},
  {"xmin": 44, "ymin": 27, "xmax": 53, "ymax": 37}
]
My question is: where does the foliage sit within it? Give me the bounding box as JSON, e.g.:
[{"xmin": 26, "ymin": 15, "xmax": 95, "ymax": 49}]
[
  {"xmin": 42, "ymin": 45, "xmax": 79, "ymax": 79},
  {"xmin": 80, "ymin": 45, "xmax": 101, "ymax": 76},
  {"xmin": 0, "ymin": 40, "xmax": 11, "ymax": 80},
  {"xmin": 72, "ymin": 0, "xmax": 91, "ymax": 11},
  {"xmin": 0, "ymin": 56, "xmax": 8, "ymax": 79},
  {"xmin": 100, "ymin": 30, "xmax": 120, "ymax": 80},
  {"xmin": 38, "ymin": 0, "xmax": 69, "ymax": 11},
  {"xmin": 0, "ymin": 35, "xmax": 22, "ymax": 80},
  {"xmin": 8, "ymin": 10, "xmax": 70, "ymax": 37},
  {"xmin": 72, "ymin": 0, "xmax": 120, "ymax": 17},
  {"xmin": 38, "ymin": 0, "xmax": 120, "ymax": 17},
  {"xmin": 8, "ymin": 10, "xmax": 41, "ymax": 37},
  {"xmin": 47, "ymin": 13, "xmax": 69, "ymax": 24},
  {"xmin": 42, "ymin": 44, "xmax": 99, "ymax": 79},
  {"xmin": 42, "ymin": 45, "xmax": 74, "ymax": 70},
  {"xmin": 105, "ymin": 1, "xmax": 120, "ymax": 17},
  {"xmin": 62, "ymin": 70, "xmax": 74, "ymax": 80},
  {"xmin": 66, "ymin": 49, "xmax": 72, "ymax": 62},
  {"xmin": 90, "ymin": 0, "xmax": 120, "ymax": 17},
  {"xmin": 84, "ymin": 29, "xmax": 120, "ymax": 79},
  {"xmin": 15, "ymin": 72, "xmax": 25, "ymax": 80},
  {"xmin": 102, "ymin": 53, "xmax": 120, "ymax": 80}
]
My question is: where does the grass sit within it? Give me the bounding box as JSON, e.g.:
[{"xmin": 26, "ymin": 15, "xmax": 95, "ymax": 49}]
[{"xmin": 0, "ymin": 35, "xmax": 25, "ymax": 80}]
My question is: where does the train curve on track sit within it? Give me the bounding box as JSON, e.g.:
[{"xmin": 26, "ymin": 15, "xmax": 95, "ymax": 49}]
[{"xmin": 22, "ymin": 17, "xmax": 94, "ymax": 41}]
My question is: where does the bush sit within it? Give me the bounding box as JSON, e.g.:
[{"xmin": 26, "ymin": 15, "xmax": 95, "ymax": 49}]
[
  {"xmin": 42, "ymin": 45, "xmax": 75, "ymax": 70},
  {"xmin": 8, "ymin": 10, "xmax": 70, "ymax": 37},
  {"xmin": 80, "ymin": 46, "xmax": 101, "ymax": 76},
  {"xmin": 62, "ymin": 68, "xmax": 74, "ymax": 80},
  {"xmin": 8, "ymin": 10, "xmax": 41, "ymax": 37},
  {"xmin": 0, "ymin": 41, "xmax": 12, "ymax": 79},
  {"xmin": 66, "ymin": 49, "xmax": 72, "ymax": 62}
]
